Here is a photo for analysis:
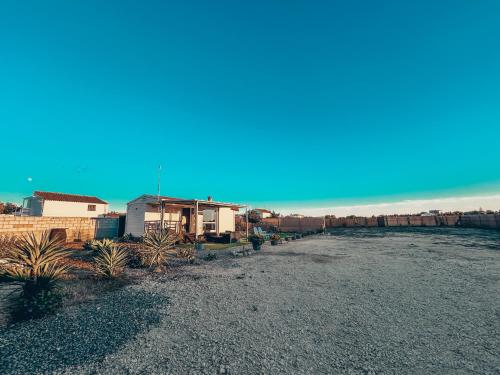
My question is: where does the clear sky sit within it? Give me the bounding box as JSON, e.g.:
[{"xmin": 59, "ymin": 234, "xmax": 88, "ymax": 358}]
[{"xmin": 1, "ymin": 0, "xmax": 500, "ymax": 214}]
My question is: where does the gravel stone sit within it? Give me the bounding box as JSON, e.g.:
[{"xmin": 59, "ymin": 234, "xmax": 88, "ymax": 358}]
[{"xmin": 1, "ymin": 228, "xmax": 499, "ymax": 374}]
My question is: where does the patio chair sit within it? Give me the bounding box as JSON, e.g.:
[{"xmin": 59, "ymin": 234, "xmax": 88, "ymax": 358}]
[{"xmin": 256, "ymin": 227, "xmax": 271, "ymax": 240}]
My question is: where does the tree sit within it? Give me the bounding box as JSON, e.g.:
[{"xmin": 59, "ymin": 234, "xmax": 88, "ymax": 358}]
[
  {"xmin": 0, "ymin": 202, "xmax": 19, "ymax": 215},
  {"xmin": 247, "ymin": 210, "xmax": 262, "ymax": 224}
]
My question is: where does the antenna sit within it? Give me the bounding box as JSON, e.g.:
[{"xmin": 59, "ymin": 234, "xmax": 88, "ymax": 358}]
[{"xmin": 157, "ymin": 164, "xmax": 162, "ymax": 200}]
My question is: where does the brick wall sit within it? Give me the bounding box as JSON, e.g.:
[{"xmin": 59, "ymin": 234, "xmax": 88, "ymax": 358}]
[{"xmin": 0, "ymin": 216, "xmax": 119, "ymax": 241}]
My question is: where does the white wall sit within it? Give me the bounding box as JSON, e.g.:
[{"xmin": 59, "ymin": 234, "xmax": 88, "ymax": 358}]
[
  {"xmin": 41, "ymin": 200, "xmax": 107, "ymax": 218},
  {"xmin": 125, "ymin": 201, "xmax": 146, "ymax": 237},
  {"xmin": 218, "ymin": 207, "xmax": 235, "ymax": 233}
]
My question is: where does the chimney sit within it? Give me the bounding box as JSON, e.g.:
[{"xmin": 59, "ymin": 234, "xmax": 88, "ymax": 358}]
[{"xmin": 207, "ymin": 196, "xmax": 212, "ymax": 202}]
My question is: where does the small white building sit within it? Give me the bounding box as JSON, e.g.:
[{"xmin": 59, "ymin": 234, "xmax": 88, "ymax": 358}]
[
  {"xmin": 125, "ymin": 194, "xmax": 244, "ymax": 238},
  {"xmin": 254, "ymin": 208, "xmax": 273, "ymax": 219},
  {"xmin": 23, "ymin": 191, "xmax": 108, "ymax": 218}
]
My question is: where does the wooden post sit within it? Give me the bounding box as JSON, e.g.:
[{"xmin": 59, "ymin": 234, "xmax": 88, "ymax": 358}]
[
  {"xmin": 159, "ymin": 200, "xmax": 164, "ymax": 233},
  {"xmin": 216, "ymin": 207, "xmax": 220, "ymax": 236},
  {"xmin": 194, "ymin": 200, "xmax": 199, "ymax": 242}
]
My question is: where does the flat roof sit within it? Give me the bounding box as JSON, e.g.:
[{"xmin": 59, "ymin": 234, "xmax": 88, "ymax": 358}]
[{"xmin": 159, "ymin": 198, "xmax": 246, "ymax": 209}]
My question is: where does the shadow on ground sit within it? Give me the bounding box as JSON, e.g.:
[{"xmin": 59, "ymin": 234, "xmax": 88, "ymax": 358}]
[
  {"xmin": 0, "ymin": 286, "xmax": 169, "ymax": 374},
  {"xmin": 260, "ymin": 251, "xmax": 349, "ymax": 263}
]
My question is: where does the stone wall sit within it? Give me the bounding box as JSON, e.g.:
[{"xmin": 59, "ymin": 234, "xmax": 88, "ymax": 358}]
[{"xmin": 0, "ymin": 216, "xmax": 119, "ymax": 241}]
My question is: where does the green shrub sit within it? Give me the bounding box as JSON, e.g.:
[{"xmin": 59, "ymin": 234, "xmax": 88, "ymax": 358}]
[{"xmin": 204, "ymin": 252, "xmax": 217, "ymax": 261}]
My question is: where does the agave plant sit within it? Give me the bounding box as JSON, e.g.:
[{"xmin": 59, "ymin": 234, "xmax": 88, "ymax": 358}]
[
  {"xmin": 1, "ymin": 231, "xmax": 71, "ymax": 321},
  {"xmin": 1, "ymin": 231, "xmax": 71, "ymax": 283},
  {"xmin": 92, "ymin": 239, "xmax": 115, "ymax": 253},
  {"xmin": 141, "ymin": 230, "xmax": 178, "ymax": 269},
  {"xmin": 94, "ymin": 244, "xmax": 128, "ymax": 278}
]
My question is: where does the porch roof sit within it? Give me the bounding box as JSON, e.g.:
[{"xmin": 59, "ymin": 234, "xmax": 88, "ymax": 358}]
[{"xmin": 160, "ymin": 198, "xmax": 246, "ymax": 210}]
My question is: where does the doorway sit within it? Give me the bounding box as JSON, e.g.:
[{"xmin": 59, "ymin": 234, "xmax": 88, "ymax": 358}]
[{"xmin": 181, "ymin": 208, "xmax": 191, "ymax": 233}]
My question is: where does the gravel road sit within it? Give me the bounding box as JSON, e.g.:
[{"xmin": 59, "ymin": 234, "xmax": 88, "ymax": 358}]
[{"xmin": 1, "ymin": 229, "xmax": 499, "ymax": 374}]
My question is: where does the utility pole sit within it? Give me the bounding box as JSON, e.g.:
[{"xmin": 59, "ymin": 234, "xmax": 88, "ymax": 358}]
[
  {"xmin": 157, "ymin": 164, "xmax": 162, "ymax": 200},
  {"xmin": 158, "ymin": 164, "xmax": 163, "ymax": 233}
]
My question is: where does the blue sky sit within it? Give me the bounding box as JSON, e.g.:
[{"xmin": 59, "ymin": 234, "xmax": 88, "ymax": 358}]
[{"xmin": 1, "ymin": 0, "xmax": 500, "ymax": 213}]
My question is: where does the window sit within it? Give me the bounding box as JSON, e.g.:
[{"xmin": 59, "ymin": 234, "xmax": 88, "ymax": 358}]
[
  {"xmin": 88, "ymin": 204, "xmax": 96, "ymax": 211},
  {"xmin": 203, "ymin": 209, "xmax": 216, "ymax": 232}
]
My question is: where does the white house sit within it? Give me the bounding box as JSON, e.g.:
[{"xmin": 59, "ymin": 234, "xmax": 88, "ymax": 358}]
[
  {"xmin": 22, "ymin": 191, "xmax": 108, "ymax": 218},
  {"xmin": 254, "ymin": 208, "xmax": 273, "ymax": 219},
  {"xmin": 125, "ymin": 194, "xmax": 244, "ymax": 238}
]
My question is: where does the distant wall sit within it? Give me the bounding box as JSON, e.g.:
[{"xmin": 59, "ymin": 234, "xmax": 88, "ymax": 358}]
[
  {"xmin": 0, "ymin": 215, "xmax": 119, "ymax": 241},
  {"xmin": 261, "ymin": 217, "xmax": 324, "ymax": 233},
  {"xmin": 326, "ymin": 214, "xmax": 498, "ymax": 230}
]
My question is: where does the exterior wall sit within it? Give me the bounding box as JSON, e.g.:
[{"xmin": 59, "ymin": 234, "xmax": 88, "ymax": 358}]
[
  {"xmin": 0, "ymin": 215, "xmax": 97, "ymax": 241},
  {"xmin": 125, "ymin": 201, "xmax": 147, "ymax": 237},
  {"xmin": 218, "ymin": 207, "xmax": 236, "ymax": 233},
  {"xmin": 325, "ymin": 214, "xmax": 498, "ymax": 230},
  {"xmin": 41, "ymin": 200, "xmax": 108, "ymax": 218}
]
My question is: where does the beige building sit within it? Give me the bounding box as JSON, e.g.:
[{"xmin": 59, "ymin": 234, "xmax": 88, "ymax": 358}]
[
  {"xmin": 22, "ymin": 191, "xmax": 108, "ymax": 218},
  {"xmin": 125, "ymin": 194, "xmax": 244, "ymax": 238}
]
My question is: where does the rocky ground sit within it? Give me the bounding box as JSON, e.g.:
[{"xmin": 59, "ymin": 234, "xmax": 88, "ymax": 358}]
[{"xmin": 1, "ymin": 229, "xmax": 499, "ymax": 374}]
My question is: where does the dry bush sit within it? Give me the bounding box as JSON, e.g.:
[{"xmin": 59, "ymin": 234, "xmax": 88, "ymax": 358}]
[
  {"xmin": 0, "ymin": 235, "xmax": 19, "ymax": 259},
  {"xmin": 177, "ymin": 247, "xmax": 196, "ymax": 264}
]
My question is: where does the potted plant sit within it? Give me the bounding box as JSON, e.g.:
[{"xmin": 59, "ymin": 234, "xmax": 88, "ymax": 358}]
[
  {"xmin": 270, "ymin": 233, "xmax": 280, "ymax": 246},
  {"xmin": 249, "ymin": 234, "xmax": 264, "ymax": 251}
]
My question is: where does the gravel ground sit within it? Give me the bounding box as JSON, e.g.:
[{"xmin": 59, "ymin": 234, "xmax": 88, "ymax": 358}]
[{"xmin": 1, "ymin": 229, "xmax": 499, "ymax": 374}]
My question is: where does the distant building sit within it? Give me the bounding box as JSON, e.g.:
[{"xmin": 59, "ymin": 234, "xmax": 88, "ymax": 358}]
[
  {"xmin": 288, "ymin": 213, "xmax": 305, "ymax": 219},
  {"xmin": 22, "ymin": 191, "xmax": 108, "ymax": 218},
  {"xmin": 254, "ymin": 208, "xmax": 273, "ymax": 219}
]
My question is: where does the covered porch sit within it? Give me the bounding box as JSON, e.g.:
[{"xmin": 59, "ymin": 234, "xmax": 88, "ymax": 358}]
[{"xmin": 144, "ymin": 198, "xmax": 246, "ymax": 242}]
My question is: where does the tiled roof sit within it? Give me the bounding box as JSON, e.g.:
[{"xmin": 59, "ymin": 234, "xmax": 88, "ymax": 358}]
[{"xmin": 34, "ymin": 191, "xmax": 107, "ymax": 204}]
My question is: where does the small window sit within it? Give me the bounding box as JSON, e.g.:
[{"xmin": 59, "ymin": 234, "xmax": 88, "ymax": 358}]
[{"xmin": 88, "ymin": 204, "xmax": 96, "ymax": 211}]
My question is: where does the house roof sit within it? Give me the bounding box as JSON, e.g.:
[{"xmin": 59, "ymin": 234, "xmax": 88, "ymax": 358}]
[
  {"xmin": 255, "ymin": 208, "xmax": 272, "ymax": 213},
  {"xmin": 34, "ymin": 191, "xmax": 108, "ymax": 204}
]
